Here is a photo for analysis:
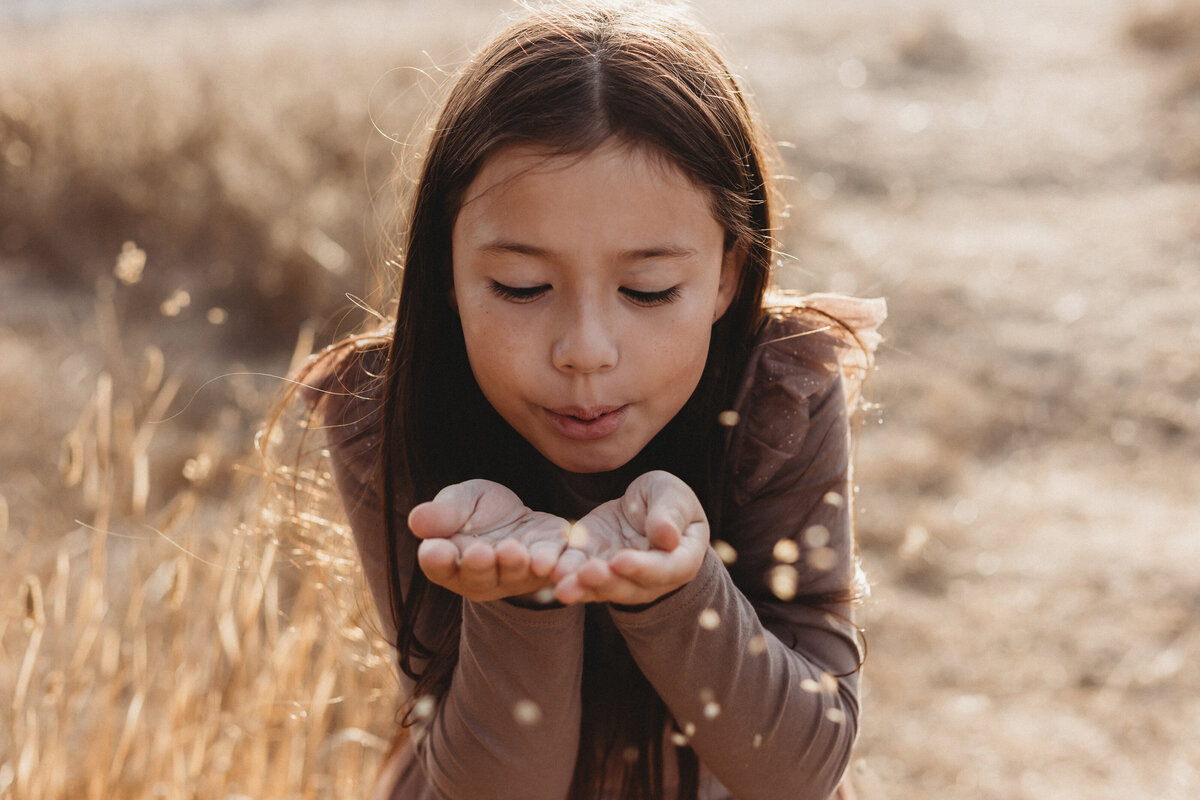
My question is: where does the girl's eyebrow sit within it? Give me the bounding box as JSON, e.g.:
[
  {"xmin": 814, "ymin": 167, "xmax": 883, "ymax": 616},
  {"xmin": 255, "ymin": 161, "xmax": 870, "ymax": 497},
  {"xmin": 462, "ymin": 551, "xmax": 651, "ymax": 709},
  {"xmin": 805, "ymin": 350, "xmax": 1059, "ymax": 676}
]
[{"xmin": 478, "ymin": 239, "xmax": 697, "ymax": 262}]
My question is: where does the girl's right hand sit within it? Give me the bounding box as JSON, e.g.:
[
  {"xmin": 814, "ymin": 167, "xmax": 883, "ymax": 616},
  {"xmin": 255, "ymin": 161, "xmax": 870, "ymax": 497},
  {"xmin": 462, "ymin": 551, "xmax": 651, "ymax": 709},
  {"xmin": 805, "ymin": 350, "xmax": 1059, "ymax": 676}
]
[{"xmin": 408, "ymin": 479, "xmax": 571, "ymax": 603}]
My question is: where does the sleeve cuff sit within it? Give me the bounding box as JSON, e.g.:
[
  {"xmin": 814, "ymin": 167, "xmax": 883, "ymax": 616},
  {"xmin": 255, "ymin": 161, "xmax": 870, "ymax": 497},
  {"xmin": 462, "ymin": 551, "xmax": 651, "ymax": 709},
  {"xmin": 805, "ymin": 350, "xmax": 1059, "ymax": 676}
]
[{"xmin": 607, "ymin": 547, "xmax": 725, "ymax": 630}]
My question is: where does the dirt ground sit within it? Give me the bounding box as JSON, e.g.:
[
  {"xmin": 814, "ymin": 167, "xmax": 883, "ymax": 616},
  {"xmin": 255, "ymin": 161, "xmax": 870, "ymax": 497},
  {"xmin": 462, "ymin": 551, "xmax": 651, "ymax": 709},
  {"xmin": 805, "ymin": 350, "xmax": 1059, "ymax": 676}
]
[{"xmin": 2, "ymin": 0, "xmax": 1198, "ymax": 798}]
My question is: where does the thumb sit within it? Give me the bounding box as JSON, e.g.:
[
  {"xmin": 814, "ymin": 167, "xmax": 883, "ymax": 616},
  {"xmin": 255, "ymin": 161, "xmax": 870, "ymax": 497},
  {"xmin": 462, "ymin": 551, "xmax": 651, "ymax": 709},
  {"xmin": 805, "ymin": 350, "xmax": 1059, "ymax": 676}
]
[{"xmin": 408, "ymin": 480, "xmax": 488, "ymax": 539}]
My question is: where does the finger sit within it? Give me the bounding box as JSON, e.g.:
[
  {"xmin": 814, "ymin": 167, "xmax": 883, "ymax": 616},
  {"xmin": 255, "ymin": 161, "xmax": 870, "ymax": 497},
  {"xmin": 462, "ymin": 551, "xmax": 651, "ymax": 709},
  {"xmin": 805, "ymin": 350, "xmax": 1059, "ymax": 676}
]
[
  {"xmin": 495, "ymin": 538, "xmax": 532, "ymax": 584},
  {"xmin": 610, "ymin": 541, "xmax": 703, "ymax": 589},
  {"xmin": 575, "ymin": 558, "xmax": 614, "ymax": 589},
  {"xmin": 456, "ymin": 541, "xmax": 500, "ymax": 595},
  {"xmin": 528, "ymin": 539, "xmax": 566, "ymax": 578},
  {"xmin": 408, "ymin": 481, "xmax": 486, "ymax": 539},
  {"xmin": 644, "ymin": 506, "xmax": 682, "ymax": 551},
  {"xmin": 417, "ymin": 539, "xmax": 460, "ymax": 586},
  {"xmin": 552, "ymin": 548, "xmax": 589, "ymax": 583},
  {"xmin": 552, "ymin": 572, "xmax": 601, "ymax": 605}
]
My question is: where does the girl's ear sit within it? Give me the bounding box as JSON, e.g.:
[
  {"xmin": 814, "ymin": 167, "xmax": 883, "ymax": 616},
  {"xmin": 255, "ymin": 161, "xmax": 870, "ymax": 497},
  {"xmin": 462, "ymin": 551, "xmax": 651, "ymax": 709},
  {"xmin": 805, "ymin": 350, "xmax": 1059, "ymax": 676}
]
[{"xmin": 713, "ymin": 240, "xmax": 746, "ymax": 322}]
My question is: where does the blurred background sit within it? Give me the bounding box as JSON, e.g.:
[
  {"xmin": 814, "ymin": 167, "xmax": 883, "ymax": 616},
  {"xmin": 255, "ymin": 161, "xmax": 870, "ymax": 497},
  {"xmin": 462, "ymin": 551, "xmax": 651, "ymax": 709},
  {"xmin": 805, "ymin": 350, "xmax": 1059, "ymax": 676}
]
[{"xmin": 2, "ymin": 0, "xmax": 1198, "ymax": 797}]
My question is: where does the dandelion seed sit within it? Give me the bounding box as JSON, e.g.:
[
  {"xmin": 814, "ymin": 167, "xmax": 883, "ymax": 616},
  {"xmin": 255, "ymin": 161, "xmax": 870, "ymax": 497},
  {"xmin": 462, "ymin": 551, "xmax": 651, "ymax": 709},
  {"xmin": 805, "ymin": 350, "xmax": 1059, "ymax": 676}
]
[
  {"xmin": 160, "ymin": 289, "xmax": 191, "ymax": 317},
  {"xmin": 712, "ymin": 540, "xmax": 738, "ymax": 564},
  {"xmin": 823, "ymin": 491, "xmax": 845, "ymax": 508},
  {"xmin": 698, "ymin": 608, "xmax": 721, "ymax": 630},
  {"xmin": 670, "ymin": 732, "xmax": 690, "ymax": 747},
  {"xmin": 700, "ymin": 687, "xmax": 715, "ymax": 703},
  {"xmin": 513, "ymin": 699, "xmax": 542, "ymax": 725},
  {"xmin": 752, "ymin": 734, "xmax": 763, "ymax": 749},
  {"xmin": 683, "ymin": 722, "xmax": 696, "ymax": 737},
  {"xmin": 825, "ymin": 708, "xmax": 846, "ymax": 724},
  {"xmin": 703, "ymin": 702, "xmax": 721, "ymax": 720},
  {"xmin": 567, "ymin": 521, "xmax": 591, "ymax": 548},
  {"xmin": 532, "ymin": 587, "xmax": 557, "ymax": 605},
  {"xmin": 114, "ymin": 241, "xmax": 146, "ymax": 285},
  {"xmin": 747, "ymin": 635, "xmax": 767, "ymax": 655},
  {"xmin": 800, "ymin": 678, "xmax": 821, "ymax": 693},
  {"xmin": 718, "ymin": 410, "xmax": 741, "ymax": 427},
  {"xmin": 183, "ymin": 453, "xmax": 214, "ymax": 484},
  {"xmin": 820, "ymin": 672, "xmax": 839, "ymax": 694},
  {"xmin": 772, "ymin": 539, "xmax": 800, "ymax": 564},
  {"xmin": 411, "ymin": 695, "xmax": 436, "ymax": 721},
  {"xmin": 768, "ymin": 565, "xmax": 798, "ymax": 600},
  {"xmin": 806, "ymin": 547, "xmax": 838, "ymax": 571},
  {"xmin": 802, "ymin": 525, "xmax": 830, "ymax": 548},
  {"xmin": 206, "ymin": 307, "xmax": 229, "ymax": 325}
]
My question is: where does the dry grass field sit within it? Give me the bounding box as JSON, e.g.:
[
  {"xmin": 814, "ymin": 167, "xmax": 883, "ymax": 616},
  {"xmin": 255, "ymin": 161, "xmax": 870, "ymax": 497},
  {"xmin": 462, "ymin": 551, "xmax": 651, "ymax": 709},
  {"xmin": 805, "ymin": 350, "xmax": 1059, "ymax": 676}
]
[{"xmin": 2, "ymin": 0, "xmax": 1198, "ymax": 798}]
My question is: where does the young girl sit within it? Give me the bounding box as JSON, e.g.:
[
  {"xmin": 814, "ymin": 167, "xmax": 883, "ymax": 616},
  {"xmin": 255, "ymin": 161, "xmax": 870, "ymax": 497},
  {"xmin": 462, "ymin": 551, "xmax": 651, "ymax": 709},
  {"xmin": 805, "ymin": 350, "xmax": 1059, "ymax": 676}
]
[{"xmin": 292, "ymin": 2, "xmax": 884, "ymax": 797}]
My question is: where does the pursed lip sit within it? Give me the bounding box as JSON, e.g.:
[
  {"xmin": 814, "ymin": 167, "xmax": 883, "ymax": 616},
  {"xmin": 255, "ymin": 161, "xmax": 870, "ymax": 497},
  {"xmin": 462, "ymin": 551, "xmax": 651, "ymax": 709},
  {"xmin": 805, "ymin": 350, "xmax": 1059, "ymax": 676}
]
[
  {"xmin": 548, "ymin": 404, "xmax": 625, "ymax": 421},
  {"xmin": 542, "ymin": 404, "xmax": 629, "ymax": 440}
]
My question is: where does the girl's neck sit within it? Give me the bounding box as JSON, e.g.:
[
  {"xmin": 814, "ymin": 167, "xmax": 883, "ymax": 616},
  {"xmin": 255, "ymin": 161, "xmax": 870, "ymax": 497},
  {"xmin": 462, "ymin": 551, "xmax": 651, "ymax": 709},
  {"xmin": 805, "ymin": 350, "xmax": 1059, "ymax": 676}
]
[{"xmin": 542, "ymin": 445, "xmax": 660, "ymax": 518}]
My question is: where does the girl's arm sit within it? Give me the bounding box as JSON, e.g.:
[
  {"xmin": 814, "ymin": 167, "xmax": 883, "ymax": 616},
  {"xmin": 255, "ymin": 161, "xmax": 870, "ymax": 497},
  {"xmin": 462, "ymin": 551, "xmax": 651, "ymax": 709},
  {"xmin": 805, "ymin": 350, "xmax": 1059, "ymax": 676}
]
[
  {"xmin": 302, "ymin": 342, "xmax": 587, "ymax": 800},
  {"xmin": 609, "ymin": 370, "xmax": 862, "ymax": 800}
]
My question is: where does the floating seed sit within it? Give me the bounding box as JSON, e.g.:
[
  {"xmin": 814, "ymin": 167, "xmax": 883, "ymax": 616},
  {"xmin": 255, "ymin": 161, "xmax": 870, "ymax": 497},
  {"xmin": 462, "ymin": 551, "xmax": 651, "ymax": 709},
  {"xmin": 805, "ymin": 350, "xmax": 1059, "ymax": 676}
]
[
  {"xmin": 747, "ymin": 634, "xmax": 767, "ymax": 655},
  {"xmin": 825, "ymin": 708, "xmax": 846, "ymax": 724},
  {"xmin": 806, "ymin": 547, "xmax": 838, "ymax": 571},
  {"xmin": 411, "ymin": 695, "xmax": 436, "ymax": 721},
  {"xmin": 752, "ymin": 734, "xmax": 763, "ymax": 749},
  {"xmin": 670, "ymin": 732, "xmax": 690, "ymax": 747},
  {"xmin": 768, "ymin": 565, "xmax": 799, "ymax": 600},
  {"xmin": 802, "ymin": 525, "xmax": 830, "ymax": 548},
  {"xmin": 772, "ymin": 539, "xmax": 800, "ymax": 564},
  {"xmin": 822, "ymin": 491, "xmax": 845, "ymax": 508},
  {"xmin": 800, "ymin": 678, "xmax": 821, "ymax": 694},
  {"xmin": 717, "ymin": 410, "xmax": 741, "ymax": 427},
  {"xmin": 698, "ymin": 608, "xmax": 721, "ymax": 630},
  {"xmin": 160, "ymin": 289, "xmax": 191, "ymax": 317},
  {"xmin": 114, "ymin": 241, "xmax": 146, "ymax": 285},
  {"xmin": 703, "ymin": 702, "xmax": 721, "ymax": 720},
  {"xmin": 712, "ymin": 540, "xmax": 738, "ymax": 565},
  {"xmin": 513, "ymin": 699, "xmax": 542, "ymax": 725},
  {"xmin": 567, "ymin": 521, "xmax": 591, "ymax": 548}
]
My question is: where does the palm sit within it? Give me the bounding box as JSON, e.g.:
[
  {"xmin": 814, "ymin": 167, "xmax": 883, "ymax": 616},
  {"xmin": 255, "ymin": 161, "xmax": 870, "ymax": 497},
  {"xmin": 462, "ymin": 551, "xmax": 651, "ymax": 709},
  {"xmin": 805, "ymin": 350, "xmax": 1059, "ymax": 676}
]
[
  {"xmin": 553, "ymin": 471, "xmax": 710, "ymax": 605},
  {"xmin": 408, "ymin": 480, "xmax": 570, "ymax": 602}
]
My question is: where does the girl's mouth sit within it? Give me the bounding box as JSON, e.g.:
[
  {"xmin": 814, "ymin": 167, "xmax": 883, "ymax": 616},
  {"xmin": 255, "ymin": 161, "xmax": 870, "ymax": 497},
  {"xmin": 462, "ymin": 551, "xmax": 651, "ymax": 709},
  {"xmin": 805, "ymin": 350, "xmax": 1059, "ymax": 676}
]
[{"xmin": 543, "ymin": 405, "xmax": 629, "ymax": 440}]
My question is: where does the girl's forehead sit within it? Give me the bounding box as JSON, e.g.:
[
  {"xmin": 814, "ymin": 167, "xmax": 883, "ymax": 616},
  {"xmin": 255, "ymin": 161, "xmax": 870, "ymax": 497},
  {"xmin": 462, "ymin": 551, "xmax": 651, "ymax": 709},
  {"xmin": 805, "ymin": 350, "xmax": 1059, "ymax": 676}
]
[{"xmin": 459, "ymin": 138, "xmax": 704, "ymax": 212}]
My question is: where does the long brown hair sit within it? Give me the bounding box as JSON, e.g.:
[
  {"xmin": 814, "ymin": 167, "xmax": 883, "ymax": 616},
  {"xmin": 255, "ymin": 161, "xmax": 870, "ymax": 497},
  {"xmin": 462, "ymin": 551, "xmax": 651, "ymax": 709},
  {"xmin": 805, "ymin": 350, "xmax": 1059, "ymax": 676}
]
[{"xmin": 380, "ymin": 3, "xmax": 777, "ymax": 796}]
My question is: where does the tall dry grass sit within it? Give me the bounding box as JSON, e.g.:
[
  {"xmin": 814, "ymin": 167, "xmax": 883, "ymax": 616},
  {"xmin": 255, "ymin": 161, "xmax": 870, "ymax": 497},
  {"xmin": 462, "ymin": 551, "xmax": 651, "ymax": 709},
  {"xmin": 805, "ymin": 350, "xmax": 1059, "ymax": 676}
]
[{"xmin": 1, "ymin": 268, "xmax": 400, "ymax": 797}]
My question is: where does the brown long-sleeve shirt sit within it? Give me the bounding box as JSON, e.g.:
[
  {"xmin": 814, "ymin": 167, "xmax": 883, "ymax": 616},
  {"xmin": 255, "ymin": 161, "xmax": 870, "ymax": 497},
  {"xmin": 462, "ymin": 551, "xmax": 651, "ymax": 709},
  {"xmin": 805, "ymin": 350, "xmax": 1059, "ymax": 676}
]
[{"xmin": 300, "ymin": 294, "xmax": 885, "ymax": 800}]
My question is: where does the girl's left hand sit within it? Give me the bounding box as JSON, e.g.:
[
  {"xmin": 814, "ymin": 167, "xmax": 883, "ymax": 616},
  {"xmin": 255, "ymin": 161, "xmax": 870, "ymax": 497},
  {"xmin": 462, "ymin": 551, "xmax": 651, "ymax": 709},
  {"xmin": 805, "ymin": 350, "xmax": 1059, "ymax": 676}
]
[{"xmin": 552, "ymin": 471, "xmax": 710, "ymax": 605}]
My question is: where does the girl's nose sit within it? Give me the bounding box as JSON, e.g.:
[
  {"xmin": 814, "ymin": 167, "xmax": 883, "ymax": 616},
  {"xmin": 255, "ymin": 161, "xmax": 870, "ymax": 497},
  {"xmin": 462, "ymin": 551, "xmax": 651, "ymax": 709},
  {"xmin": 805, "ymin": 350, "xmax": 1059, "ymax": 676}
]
[{"xmin": 552, "ymin": 306, "xmax": 618, "ymax": 374}]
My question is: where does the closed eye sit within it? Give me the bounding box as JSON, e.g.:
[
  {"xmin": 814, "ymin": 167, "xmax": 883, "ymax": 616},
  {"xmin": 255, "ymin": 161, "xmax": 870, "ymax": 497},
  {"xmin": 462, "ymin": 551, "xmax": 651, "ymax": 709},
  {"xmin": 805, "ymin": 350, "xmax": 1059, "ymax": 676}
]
[
  {"xmin": 620, "ymin": 286, "xmax": 682, "ymax": 306},
  {"xmin": 490, "ymin": 281, "xmax": 550, "ymax": 302}
]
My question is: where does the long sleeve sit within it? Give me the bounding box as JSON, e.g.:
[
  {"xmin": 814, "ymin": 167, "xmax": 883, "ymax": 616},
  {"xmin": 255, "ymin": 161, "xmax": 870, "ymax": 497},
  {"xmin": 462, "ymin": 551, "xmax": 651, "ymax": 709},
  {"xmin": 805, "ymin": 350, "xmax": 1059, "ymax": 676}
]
[
  {"xmin": 610, "ymin": 309, "xmax": 871, "ymax": 800},
  {"xmin": 413, "ymin": 599, "xmax": 585, "ymax": 800},
  {"xmin": 296, "ymin": 334, "xmax": 590, "ymax": 800}
]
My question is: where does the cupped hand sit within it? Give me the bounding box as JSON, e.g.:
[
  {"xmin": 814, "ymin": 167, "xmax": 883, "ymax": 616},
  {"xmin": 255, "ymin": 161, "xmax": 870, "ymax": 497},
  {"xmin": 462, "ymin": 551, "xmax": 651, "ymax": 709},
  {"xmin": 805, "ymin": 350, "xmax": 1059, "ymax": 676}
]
[
  {"xmin": 552, "ymin": 471, "xmax": 710, "ymax": 606},
  {"xmin": 408, "ymin": 479, "xmax": 570, "ymax": 603}
]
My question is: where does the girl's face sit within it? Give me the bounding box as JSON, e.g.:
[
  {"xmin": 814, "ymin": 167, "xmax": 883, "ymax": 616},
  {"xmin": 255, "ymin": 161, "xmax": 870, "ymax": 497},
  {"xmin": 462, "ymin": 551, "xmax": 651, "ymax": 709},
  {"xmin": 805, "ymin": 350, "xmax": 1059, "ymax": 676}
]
[{"xmin": 451, "ymin": 139, "xmax": 740, "ymax": 473}]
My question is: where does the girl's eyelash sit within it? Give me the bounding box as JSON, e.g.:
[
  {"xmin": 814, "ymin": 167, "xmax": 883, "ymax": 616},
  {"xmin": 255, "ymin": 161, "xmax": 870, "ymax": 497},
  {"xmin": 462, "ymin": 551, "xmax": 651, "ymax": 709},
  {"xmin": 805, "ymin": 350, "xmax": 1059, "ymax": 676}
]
[
  {"xmin": 621, "ymin": 286, "xmax": 682, "ymax": 306},
  {"xmin": 489, "ymin": 282, "xmax": 682, "ymax": 306},
  {"xmin": 490, "ymin": 281, "xmax": 550, "ymax": 301}
]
